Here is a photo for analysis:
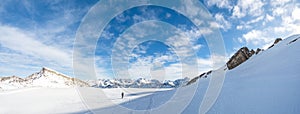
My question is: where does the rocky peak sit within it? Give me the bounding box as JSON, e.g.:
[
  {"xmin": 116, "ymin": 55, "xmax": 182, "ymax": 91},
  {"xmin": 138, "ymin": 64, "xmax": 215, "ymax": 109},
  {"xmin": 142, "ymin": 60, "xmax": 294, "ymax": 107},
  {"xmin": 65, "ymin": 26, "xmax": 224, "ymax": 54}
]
[
  {"xmin": 227, "ymin": 38, "xmax": 283, "ymax": 70},
  {"xmin": 256, "ymin": 48, "xmax": 262, "ymax": 54},
  {"xmin": 274, "ymin": 38, "xmax": 282, "ymax": 44},
  {"xmin": 226, "ymin": 47, "xmax": 254, "ymax": 70},
  {"xmin": 268, "ymin": 38, "xmax": 282, "ymax": 49}
]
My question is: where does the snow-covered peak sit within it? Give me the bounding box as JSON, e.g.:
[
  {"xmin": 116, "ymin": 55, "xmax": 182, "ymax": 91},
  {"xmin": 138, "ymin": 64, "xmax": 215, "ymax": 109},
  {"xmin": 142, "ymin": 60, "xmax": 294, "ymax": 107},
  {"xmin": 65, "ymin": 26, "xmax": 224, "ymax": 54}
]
[
  {"xmin": 28, "ymin": 67, "xmax": 89, "ymax": 87},
  {"xmin": 0, "ymin": 67, "xmax": 89, "ymax": 90}
]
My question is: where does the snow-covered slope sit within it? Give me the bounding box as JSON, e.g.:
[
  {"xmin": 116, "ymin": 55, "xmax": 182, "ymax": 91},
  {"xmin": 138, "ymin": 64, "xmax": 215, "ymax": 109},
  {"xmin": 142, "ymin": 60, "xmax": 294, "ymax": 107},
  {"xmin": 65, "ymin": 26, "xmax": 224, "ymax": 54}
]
[
  {"xmin": 0, "ymin": 88, "xmax": 86, "ymax": 114},
  {"xmin": 0, "ymin": 67, "xmax": 89, "ymax": 90},
  {"xmin": 204, "ymin": 34, "xmax": 300, "ymax": 114},
  {"xmin": 81, "ymin": 34, "xmax": 300, "ymax": 113}
]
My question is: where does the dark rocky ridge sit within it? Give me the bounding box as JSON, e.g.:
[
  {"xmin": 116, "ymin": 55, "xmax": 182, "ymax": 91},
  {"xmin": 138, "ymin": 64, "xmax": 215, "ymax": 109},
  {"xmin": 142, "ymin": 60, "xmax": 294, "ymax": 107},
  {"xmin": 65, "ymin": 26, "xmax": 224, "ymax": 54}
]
[
  {"xmin": 186, "ymin": 70, "xmax": 212, "ymax": 85},
  {"xmin": 226, "ymin": 47, "xmax": 254, "ymax": 70},
  {"xmin": 227, "ymin": 37, "xmax": 282, "ymax": 70},
  {"xmin": 186, "ymin": 37, "xmax": 284, "ymax": 85},
  {"xmin": 268, "ymin": 38, "xmax": 282, "ymax": 49}
]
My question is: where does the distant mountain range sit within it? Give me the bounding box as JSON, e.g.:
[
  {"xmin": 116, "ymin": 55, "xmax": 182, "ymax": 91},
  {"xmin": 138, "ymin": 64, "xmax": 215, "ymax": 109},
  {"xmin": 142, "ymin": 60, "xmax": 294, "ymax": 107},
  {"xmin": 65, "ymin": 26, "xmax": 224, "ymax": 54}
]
[
  {"xmin": 87, "ymin": 77, "xmax": 190, "ymax": 88},
  {"xmin": 0, "ymin": 67, "xmax": 190, "ymax": 90}
]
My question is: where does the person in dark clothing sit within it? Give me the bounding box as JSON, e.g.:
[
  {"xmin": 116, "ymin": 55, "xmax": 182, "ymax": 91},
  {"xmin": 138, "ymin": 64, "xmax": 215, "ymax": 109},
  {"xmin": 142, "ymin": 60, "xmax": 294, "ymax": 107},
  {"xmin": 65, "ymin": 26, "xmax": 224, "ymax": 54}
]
[{"xmin": 121, "ymin": 92, "xmax": 124, "ymax": 99}]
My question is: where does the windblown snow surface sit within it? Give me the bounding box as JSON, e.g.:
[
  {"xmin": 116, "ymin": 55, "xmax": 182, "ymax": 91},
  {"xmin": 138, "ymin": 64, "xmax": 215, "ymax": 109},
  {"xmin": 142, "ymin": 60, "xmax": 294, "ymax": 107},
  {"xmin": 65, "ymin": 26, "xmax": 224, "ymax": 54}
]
[{"xmin": 0, "ymin": 35, "xmax": 299, "ymax": 114}]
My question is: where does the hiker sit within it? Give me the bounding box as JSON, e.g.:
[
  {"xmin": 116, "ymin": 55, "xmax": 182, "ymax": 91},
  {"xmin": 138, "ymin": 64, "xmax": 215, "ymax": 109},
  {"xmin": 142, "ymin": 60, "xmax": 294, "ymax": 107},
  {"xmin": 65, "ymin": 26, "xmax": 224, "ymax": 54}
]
[{"xmin": 121, "ymin": 92, "xmax": 124, "ymax": 99}]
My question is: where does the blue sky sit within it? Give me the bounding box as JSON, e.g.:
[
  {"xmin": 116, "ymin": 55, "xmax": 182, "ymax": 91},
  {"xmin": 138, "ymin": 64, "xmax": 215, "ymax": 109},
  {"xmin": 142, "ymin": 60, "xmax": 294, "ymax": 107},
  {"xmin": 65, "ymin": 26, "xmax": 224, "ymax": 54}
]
[{"xmin": 0, "ymin": 0, "xmax": 299, "ymax": 80}]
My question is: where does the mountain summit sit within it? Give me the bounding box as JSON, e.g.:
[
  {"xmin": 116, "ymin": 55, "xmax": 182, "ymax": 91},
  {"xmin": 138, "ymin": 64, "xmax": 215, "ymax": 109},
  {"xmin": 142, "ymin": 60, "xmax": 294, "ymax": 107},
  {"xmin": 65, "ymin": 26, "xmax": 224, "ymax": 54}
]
[{"xmin": 0, "ymin": 67, "xmax": 89, "ymax": 90}]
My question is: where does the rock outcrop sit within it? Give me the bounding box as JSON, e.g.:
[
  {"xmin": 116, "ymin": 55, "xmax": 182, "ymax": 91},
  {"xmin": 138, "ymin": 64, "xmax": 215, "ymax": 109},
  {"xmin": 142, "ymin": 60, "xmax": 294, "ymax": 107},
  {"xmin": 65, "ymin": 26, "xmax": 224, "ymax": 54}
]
[
  {"xmin": 288, "ymin": 37, "xmax": 299, "ymax": 45},
  {"xmin": 226, "ymin": 38, "xmax": 282, "ymax": 70},
  {"xmin": 268, "ymin": 38, "xmax": 282, "ymax": 49},
  {"xmin": 226, "ymin": 47, "xmax": 254, "ymax": 70},
  {"xmin": 256, "ymin": 48, "xmax": 262, "ymax": 54},
  {"xmin": 186, "ymin": 70, "xmax": 212, "ymax": 85}
]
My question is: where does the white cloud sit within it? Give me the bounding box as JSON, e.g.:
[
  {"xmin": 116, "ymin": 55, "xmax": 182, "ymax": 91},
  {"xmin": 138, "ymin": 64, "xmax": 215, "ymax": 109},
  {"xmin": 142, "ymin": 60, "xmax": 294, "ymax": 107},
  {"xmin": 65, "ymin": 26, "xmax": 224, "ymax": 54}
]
[
  {"xmin": 232, "ymin": 6, "xmax": 245, "ymax": 18},
  {"xmin": 212, "ymin": 13, "xmax": 231, "ymax": 30},
  {"xmin": 246, "ymin": 15, "xmax": 264, "ymax": 24},
  {"xmin": 270, "ymin": 0, "xmax": 291, "ymax": 7},
  {"xmin": 272, "ymin": 7, "xmax": 286, "ymax": 16},
  {"xmin": 265, "ymin": 14, "xmax": 274, "ymax": 22},
  {"xmin": 178, "ymin": 0, "xmax": 212, "ymax": 26},
  {"xmin": 125, "ymin": 47, "xmax": 228, "ymax": 80},
  {"xmin": 127, "ymin": 55, "xmax": 216, "ymax": 81},
  {"xmin": 242, "ymin": 29, "xmax": 271, "ymax": 46},
  {"xmin": 0, "ymin": 25, "xmax": 74, "ymax": 77},
  {"xmin": 165, "ymin": 28, "xmax": 205, "ymax": 59},
  {"xmin": 237, "ymin": 0, "xmax": 300, "ymax": 49},
  {"xmin": 131, "ymin": 7, "xmax": 159, "ymax": 23},
  {"xmin": 236, "ymin": 25, "xmax": 243, "ymax": 30},
  {"xmin": 0, "ymin": 25, "xmax": 71, "ymax": 65},
  {"xmin": 127, "ymin": 52, "xmax": 181, "ymax": 80},
  {"xmin": 106, "ymin": 20, "xmax": 212, "ymax": 80},
  {"xmin": 206, "ymin": 0, "xmax": 233, "ymax": 9},
  {"xmin": 192, "ymin": 44, "xmax": 203, "ymax": 50},
  {"xmin": 232, "ymin": 0, "xmax": 265, "ymax": 18},
  {"xmin": 292, "ymin": 7, "xmax": 300, "ymax": 20},
  {"xmin": 0, "ymin": 51, "xmax": 43, "ymax": 76},
  {"xmin": 273, "ymin": 27, "xmax": 286, "ymax": 33},
  {"xmin": 94, "ymin": 56, "xmax": 113, "ymax": 79},
  {"xmin": 0, "ymin": 1, "xmax": 98, "ymax": 78},
  {"xmin": 241, "ymin": 18, "xmax": 300, "ymax": 49},
  {"xmin": 237, "ymin": 37, "xmax": 244, "ymax": 43},
  {"xmin": 115, "ymin": 13, "xmax": 130, "ymax": 23}
]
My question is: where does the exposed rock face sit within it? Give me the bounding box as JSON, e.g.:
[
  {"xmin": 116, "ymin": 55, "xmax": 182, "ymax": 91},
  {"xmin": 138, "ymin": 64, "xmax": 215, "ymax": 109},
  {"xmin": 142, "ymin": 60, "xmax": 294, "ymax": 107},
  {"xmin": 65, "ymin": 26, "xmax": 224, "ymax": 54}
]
[
  {"xmin": 186, "ymin": 76, "xmax": 200, "ymax": 85},
  {"xmin": 288, "ymin": 37, "xmax": 299, "ymax": 44},
  {"xmin": 256, "ymin": 48, "xmax": 262, "ymax": 54},
  {"xmin": 250, "ymin": 49, "xmax": 255, "ymax": 55},
  {"xmin": 226, "ymin": 47, "xmax": 254, "ymax": 70},
  {"xmin": 186, "ymin": 70, "xmax": 212, "ymax": 85},
  {"xmin": 268, "ymin": 38, "xmax": 282, "ymax": 49},
  {"xmin": 274, "ymin": 38, "xmax": 282, "ymax": 44}
]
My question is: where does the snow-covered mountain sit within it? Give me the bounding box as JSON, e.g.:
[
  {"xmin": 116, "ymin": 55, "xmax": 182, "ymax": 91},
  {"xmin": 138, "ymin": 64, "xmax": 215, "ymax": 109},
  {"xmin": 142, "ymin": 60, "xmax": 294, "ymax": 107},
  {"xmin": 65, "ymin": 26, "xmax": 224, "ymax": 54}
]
[
  {"xmin": 87, "ymin": 77, "xmax": 190, "ymax": 88},
  {"xmin": 0, "ymin": 76, "xmax": 27, "ymax": 90},
  {"xmin": 0, "ymin": 67, "xmax": 189, "ymax": 90},
  {"xmin": 0, "ymin": 67, "xmax": 89, "ymax": 90}
]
